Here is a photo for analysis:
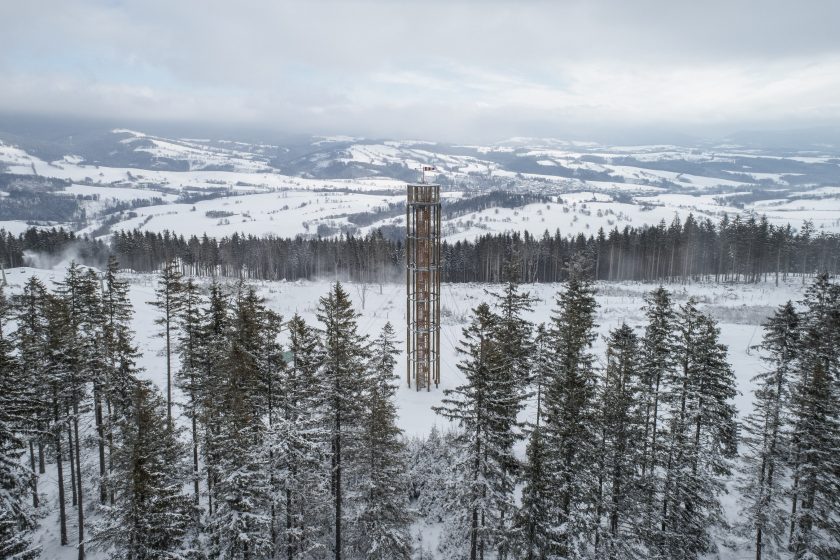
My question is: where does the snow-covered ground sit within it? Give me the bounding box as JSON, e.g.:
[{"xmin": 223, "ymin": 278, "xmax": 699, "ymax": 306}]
[
  {"xmin": 4, "ymin": 132, "xmax": 840, "ymax": 243},
  {"xmin": 0, "ymin": 220, "xmax": 48, "ymax": 235},
  {"xmin": 76, "ymin": 190, "xmax": 404, "ymax": 240},
  {"xmin": 0, "ymin": 139, "xmax": 399, "ymax": 196},
  {"xmin": 2, "ymin": 262, "xmax": 809, "ymax": 559}
]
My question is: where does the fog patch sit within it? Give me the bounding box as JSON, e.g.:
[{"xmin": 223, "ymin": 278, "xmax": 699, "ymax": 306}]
[{"xmin": 23, "ymin": 242, "xmax": 106, "ymax": 271}]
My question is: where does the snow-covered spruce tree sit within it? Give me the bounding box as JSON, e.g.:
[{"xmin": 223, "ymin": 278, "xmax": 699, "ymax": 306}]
[
  {"xmin": 205, "ymin": 284, "xmax": 274, "ymax": 559},
  {"xmin": 0, "ymin": 284, "xmax": 40, "ymax": 559},
  {"xmin": 316, "ymin": 282, "xmax": 371, "ymax": 560},
  {"xmin": 433, "ymin": 303, "xmax": 515, "ymax": 560},
  {"xmin": 487, "ymin": 260, "xmax": 536, "ymax": 387},
  {"xmin": 174, "ymin": 276, "xmax": 204, "ymax": 505},
  {"xmin": 638, "ymin": 286, "xmax": 677, "ymax": 542},
  {"xmin": 788, "ymin": 274, "xmax": 840, "ymax": 559},
  {"xmin": 245, "ymin": 286, "xmax": 286, "ymax": 552},
  {"xmin": 42, "ymin": 292, "xmax": 77, "ymax": 547},
  {"xmin": 274, "ymin": 313, "xmax": 329, "ymax": 559},
  {"xmin": 350, "ymin": 322, "xmax": 412, "ymax": 560},
  {"xmin": 77, "ymin": 265, "xmax": 110, "ymax": 506},
  {"xmin": 407, "ymin": 425, "xmax": 455, "ymax": 524},
  {"xmin": 12, "ymin": 277, "xmax": 51, "ymax": 511},
  {"xmin": 736, "ymin": 302, "xmax": 799, "ymax": 560},
  {"xmin": 788, "ymin": 360, "xmax": 840, "ymax": 560},
  {"xmin": 658, "ymin": 299, "xmax": 738, "ymax": 560},
  {"xmin": 148, "ymin": 258, "xmax": 183, "ymax": 429},
  {"xmin": 268, "ymin": 314, "xmax": 330, "ymax": 560},
  {"xmin": 514, "ymin": 323, "xmax": 553, "ymax": 560},
  {"xmin": 101, "ymin": 256, "xmax": 141, "ymax": 506},
  {"xmin": 101, "ymin": 256, "xmax": 139, "ymax": 420},
  {"xmin": 541, "ymin": 256, "xmax": 600, "ymax": 558},
  {"xmin": 91, "ymin": 380, "xmax": 194, "ymax": 560},
  {"xmin": 56, "ymin": 263, "xmax": 104, "ymax": 560},
  {"xmin": 195, "ymin": 280, "xmax": 231, "ymax": 516},
  {"xmin": 83, "ymin": 265, "xmax": 112, "ymax": 504},
  {"xmin": 486, "ymin": 262, "xmax": 532, "ymax": 559},
  {"xmin": 596, "ymin": 323, "xmax": 646, "ymax": 560}
]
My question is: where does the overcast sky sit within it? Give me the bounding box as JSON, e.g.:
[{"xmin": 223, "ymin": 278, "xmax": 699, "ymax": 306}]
[{"xmin": 2, "ymin": 0, "xmax": 839, "ymax": 142}]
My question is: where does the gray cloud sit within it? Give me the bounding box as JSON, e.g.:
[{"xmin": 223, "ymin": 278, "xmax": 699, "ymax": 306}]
[{"xmin": 2, "ymin": 0, "xmax": 839, "ymax": 142}]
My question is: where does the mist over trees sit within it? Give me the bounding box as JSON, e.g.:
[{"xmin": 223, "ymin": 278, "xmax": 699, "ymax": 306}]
[{"xmin": 3, "ymin": 213, "xmax": 840, "ymax": 284}]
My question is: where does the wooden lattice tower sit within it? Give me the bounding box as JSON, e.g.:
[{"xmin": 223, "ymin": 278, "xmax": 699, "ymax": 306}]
[{"xmin": 406, "ymin": 182, "xmax": 441, "ymax": 391}]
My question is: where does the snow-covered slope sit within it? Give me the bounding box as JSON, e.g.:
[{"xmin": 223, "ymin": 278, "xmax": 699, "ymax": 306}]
[{"xmin": 2, "ymin": 131, "xmax": 840, "ymax": 241}]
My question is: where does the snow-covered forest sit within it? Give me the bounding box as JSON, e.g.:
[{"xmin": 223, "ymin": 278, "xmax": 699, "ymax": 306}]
[
  {"xmin": 6, "ymin": 0, "xmax": 840, "ymax": 557},
  {"xmin": 2, "ymin": 253, "xmax": 839, "ymax": 560}
]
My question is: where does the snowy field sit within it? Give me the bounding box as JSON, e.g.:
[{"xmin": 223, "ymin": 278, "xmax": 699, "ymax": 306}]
[
  {"xmin": 0, "ymin": 138, "xmax": 403, "ymax": 199},
  {"xmin": 2, "ymin": 262, "xmax": 809, "ymax": 559},
  {"xmin": 76, "ymin": 190, "xmax": 405, "ymax": 240},
  {"xmin": 63, "ymin": 186, "xmax": 840, "ymax": 244}
]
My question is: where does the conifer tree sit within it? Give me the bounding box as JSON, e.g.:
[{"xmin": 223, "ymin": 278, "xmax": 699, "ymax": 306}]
[
  {"xmin": 486, "ymin": 262, "xmax": 532, "ymax": 558},
  {"xmin": 43, "ymin": 292, "xmax": 75, "ymax": 547},
  {"xmin": 0, "ymin": 284, "xmax": 40, "ymax": 559},
  {"xmin": 316, "ymin": 282, "xmax": 370, "ymax": 560},
  {"xmin": 659, "ymin": 299, "xmax": 738, "ymax": 560},
  {"xmin": 205, "ymin": 284, "xmax": 274, "ymax": 559},
  {"xmin": 787, "ymin": 274, "xmax": 840, "ymax": 559},
  {"xmin": 82, "ymin": 266, "xmax": 109, "ymax": 507},
  {"xmin": 12, "ymin": 278, "xmax": 50, "ymax": 511},
  {"xmin": 100, "ymin": 256, "xmax": 139, "ymax": 508},
  {"xmin": 351, "ymin": 322, "xmax": 412, "ymax": 560},
  {"xmin": 92, "ymin": 380, "xmax": 193, "ymax": 560},
  {"xmin": 542, "ymin": 257, "xmax": 600, "ymax": 558},
  {"xmin": 788, "ymin": 361, "xmax": 840, "ymax": 560},
  {"xmin": 487, "ymin": 260, "xmax": 535, "ymax": 386},
  {"xmin": 56, "ymin": 263, "xmax": 102, "ymax": 560},
  {"xmin": 407, "ymin": 426, "xmax": 454, "ymax": 524},
  {"xmin": 275, "ymin": 314, "xmax": 328, "ymax": 559},
  {"xmin": 433, "ymin": 303, "xmax": 514, "ymax": 560},
  {"xmin": 242, "ymin": 285, "xmax": 287, "ymax": 552},
  {"xmin": 206, "ymin": 423, "xmax": 272, "ymax": 559},
  {"xmin": 736, "ymin": 302, "xmax": 799, "ymax": 560},
  {"xmin": 638, "ymin": 286, "xmax": 677, "ymax": 540},
  {"xmin": 175, "ymin": 277, "xmax": 204, "ymax": 505},
  {"xmin": 101, "ymin": 255, "xmax": 138, "ymax": 420},
  {"xmin": 149, "ymin": 258, "xmax": 183, "ymax": 429},
  {"xmin": 195, "ymin": 281, "xmax": 231, "ymax": 516},
  {"xmin": 515, "ymin": 324, "xmax": 553, "ymax": 560},
  {"xmin": 597, "ymin": 323, "xmax": 646, "ymax": 560}
]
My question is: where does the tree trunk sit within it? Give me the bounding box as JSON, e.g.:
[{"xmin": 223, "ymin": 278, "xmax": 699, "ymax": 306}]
[
  {"xmin": 68, "ymin": 424, "xmax": 77, "ymax": 507},
  {"xmin": 94, "ymin": 386, "xmax": 107, "ymax": 504},
  {"xmin": 287, "ymin": 487, "xmax": 293, "ymax": 560},
  {"xmin": 334, "ymin": 409, "xmax": 342, "ymax": 560},
  {"xmin": 73, "ymin": 402, "xmax": 85, "ymax": 560},
  {"xmin": 166, "ymin": 314, "xmax": 172, "ymax": 430},
  {"xmin": 38, "ymin": 436, "xmax": 45, "ymax": 474},
  {"xmin": 54, "ymin": 396, "xmax": 68, "ymax": 546},
  {"xmin": 107, "ymin": 398, "xmax": 115, "ymax": 505},
  {"xmin": 192, "ymin": 413, "xmax": 199, "ymax": 503},
  {"xmin": 29, "ymin": 440, "xmax": 39, "ymax": 508}
]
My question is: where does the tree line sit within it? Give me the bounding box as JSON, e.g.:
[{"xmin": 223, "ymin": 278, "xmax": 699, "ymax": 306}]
[{"xmin": 3, "ymin": 213, "xmax": 839, "ymax": 285}]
